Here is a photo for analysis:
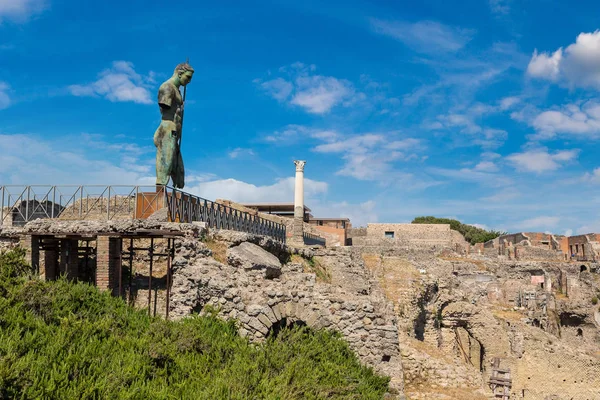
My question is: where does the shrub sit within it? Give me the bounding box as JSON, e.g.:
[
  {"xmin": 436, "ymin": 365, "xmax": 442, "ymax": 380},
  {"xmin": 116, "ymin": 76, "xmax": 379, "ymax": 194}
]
[
  {"xmin": 0, "ymin": 247, "xmax": 31, "ymax": 280},
  {"xmin": 0, "ymin": 249, "xmax": 389, "ymax": 399},
  {"xmin": 592, "ymin": 297, "xmax": 598, "ymax": 305},
  {"xmin": 412, "ymin": 216, "xmax": 506, "ymax": 245}
]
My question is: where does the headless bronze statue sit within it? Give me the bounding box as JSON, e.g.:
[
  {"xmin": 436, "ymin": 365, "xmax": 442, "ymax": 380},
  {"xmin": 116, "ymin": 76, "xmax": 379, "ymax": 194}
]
[{"xmin": 154, "ymin": 62, "xmax": 194, "ymax": 189}]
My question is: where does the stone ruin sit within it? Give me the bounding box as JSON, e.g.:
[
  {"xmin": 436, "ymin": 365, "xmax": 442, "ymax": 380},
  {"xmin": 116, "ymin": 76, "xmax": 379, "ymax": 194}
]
[
  {"xmin": 0, "ymin": 218, "xmax": 405, "ymax": 397},
  {"xmin": 3, "ymin": 212, "xmax": 600, "ymax": 399}
]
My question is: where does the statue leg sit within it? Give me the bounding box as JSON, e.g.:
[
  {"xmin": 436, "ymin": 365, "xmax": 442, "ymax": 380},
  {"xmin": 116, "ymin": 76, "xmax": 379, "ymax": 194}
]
[
  {"xmin": 172, "ymin": 149, "xmax": 185, "ymax": 189},
  {"xmin": 155, "ymin": 130, "xmax": 177, "ymax": 186}
]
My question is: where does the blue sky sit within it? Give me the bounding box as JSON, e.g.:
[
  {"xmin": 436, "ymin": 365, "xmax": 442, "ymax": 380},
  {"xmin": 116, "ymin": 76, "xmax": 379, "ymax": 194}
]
[{"xmin": 2, "ymin": 0, "xmax": 600, "ymax": 234}]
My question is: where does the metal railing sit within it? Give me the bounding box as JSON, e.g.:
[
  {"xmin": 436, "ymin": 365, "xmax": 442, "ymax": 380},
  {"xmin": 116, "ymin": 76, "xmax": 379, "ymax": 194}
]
[
  {"xmin": 303, "ymin": 232, "xmax": 326, "ymax": 246},
  {"xmin": 0, "ymin": 185, "xmax": 286, "ymax": 243}
]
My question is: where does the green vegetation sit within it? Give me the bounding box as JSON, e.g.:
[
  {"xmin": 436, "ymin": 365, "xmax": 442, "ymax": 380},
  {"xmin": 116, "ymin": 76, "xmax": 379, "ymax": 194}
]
[
  {"xmin": 592, "ymin": 296, "xmax": 598, "ymax": 305},
  {"xmin": 0, "ymin": 248, "xmax": 388, "ymax": 399},
  {"xmin": 412, "ymin": 216, "xmax": 506, "ymax": 245}
]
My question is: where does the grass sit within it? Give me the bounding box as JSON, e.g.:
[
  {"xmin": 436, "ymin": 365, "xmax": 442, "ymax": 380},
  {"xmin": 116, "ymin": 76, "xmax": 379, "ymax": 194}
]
[
  {"xmin": 203, "ymin": 236, "xmax": 229, "ymax": 264},
  {"xmin": 0, "ymin": 248, "xmax": 389, "ymax": 399},
  {"xmin": 290, "ymin": 254, "xmax": 332, "ymax": 283}
]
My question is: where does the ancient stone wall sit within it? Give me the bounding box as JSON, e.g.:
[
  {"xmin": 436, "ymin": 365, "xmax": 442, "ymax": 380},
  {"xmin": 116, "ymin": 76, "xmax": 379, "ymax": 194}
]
[
  {"xmin": 367, "ymin": 224, "xmax": 453, "ymax": 245},
  {"xmin": 168, "ymin": 230, "xmax": 405, "ymax": 396}
]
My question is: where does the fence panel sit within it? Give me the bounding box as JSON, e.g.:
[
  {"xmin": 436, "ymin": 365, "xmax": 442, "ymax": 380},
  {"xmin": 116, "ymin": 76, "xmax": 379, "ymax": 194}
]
[{"xmin": 0, "ymin": 185, "xmax": 286, "ymax": 243}]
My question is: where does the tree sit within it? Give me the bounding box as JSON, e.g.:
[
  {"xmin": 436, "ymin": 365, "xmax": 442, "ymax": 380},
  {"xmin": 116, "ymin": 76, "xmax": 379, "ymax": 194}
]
[{"xmin": 411, "ymin": 216, "xmax": 505, "ymax": 245}]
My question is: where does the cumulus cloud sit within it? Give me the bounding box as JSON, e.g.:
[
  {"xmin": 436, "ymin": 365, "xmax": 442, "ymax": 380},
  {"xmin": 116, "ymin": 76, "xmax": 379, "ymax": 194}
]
[
  {"xmin": 530, "ymin": 100, "xmax": 600, "ymax": 139},
  {"xmin": 255, "ymin": 63, "xmax": 357, "ymax": 114},
  {"xmin": 0, "ymin": 82, "xmax": 10, "ymax": 109},
  {"xmin": 69, "ymin": 61, "xmax": 153, "ymax": 104},
  {"xmin": 0, "ymin": 0, "xmax": 47, "ymax": 23},
  {"xmin": 527, "ymin": 49, "xmax": 562, "ymax": 81},
  {"xmin": 506, "ymin": 148, "xmax": 578, "ymax": 173},
  {"xmin": 370, "ymin": 19, "xmax": 474, "ymax": 54},
  {"xmin": 527, "ymin": 30, "xmax": 600, "ymax": 90}
]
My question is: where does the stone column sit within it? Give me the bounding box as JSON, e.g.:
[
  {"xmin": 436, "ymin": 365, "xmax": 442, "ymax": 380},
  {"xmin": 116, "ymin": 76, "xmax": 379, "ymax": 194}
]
[{"xmin": 293, "ymin": 160, "xmax": 306, "ymax": 245}]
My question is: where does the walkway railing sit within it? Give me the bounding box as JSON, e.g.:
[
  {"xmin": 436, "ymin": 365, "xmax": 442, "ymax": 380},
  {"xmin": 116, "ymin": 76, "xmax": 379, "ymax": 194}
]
[
  {"xmin": 303, "ymin": 231, "xmax": 326, "ymax": 246},
  {"xmin": 0, "ymin": 185, "xmax": 286, "ymax": 243}
]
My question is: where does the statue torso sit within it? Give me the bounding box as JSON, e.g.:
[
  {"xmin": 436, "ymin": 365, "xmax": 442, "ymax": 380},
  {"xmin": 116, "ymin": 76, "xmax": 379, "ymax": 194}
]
[{"xmin": 157, "ymin": 80, "xmax": 182, "ymax": 122}]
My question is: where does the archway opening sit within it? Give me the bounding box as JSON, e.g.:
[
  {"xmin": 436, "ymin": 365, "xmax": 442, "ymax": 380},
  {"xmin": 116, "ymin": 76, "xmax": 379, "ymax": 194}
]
[{"xmin": 268, "ymin": 317, "xmax": 308, "ymax": 339}]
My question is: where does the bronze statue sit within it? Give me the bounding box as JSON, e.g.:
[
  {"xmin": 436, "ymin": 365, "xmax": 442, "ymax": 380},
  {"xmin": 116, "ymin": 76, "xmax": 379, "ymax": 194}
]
[{"xmin": 154, "ymin": 62, "xmax": 194, "ymax": 188}]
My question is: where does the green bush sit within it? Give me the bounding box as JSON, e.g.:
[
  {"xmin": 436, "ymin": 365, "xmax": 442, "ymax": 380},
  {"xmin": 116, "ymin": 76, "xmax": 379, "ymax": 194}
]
[
  {"xmin": 592, "ymin": 297, "xmax": 598, "ymax": 305},
  {"xmin": 0, "ymin": 249, "xmax": 389, "ymax": 399},
  {"xmin": 412, "ymin": 216, "xmax": 506, "ymax": 245}
]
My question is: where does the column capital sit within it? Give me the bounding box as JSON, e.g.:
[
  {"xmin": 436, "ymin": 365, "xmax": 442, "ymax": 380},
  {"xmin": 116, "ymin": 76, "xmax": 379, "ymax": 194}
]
[{"xmin": 294, "ymin": 160, "xmax": 306, "ymax": 172}]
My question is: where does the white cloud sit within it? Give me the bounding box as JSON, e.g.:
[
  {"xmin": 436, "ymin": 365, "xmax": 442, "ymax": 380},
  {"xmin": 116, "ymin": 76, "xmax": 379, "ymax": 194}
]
[
  {"xmin": 428, "ymin": 166, "xmax": 512, "ymax": 187},
  {"xmin": 431, "ymin": 109, "xmax": 508, "ymax": 148},
  {"xmin": 313, "ymin": 133, "xmax": 423, "ymax": 181},
  {"xmin": 370, "ymin": 19, "xmax": 475, "ymax": 54},
  {"xmin": 186, "ymin": 177, "xmax": 328, "ymax": 204},
  {"xmin": 530, "ymin": 100, "xmax": 600, "ymax": 139},
  {"xmin": 499, "ymin": 96, "xmax": 521, "ymax": 111},
  {"xmin": 0, "ymin": 82, "xmax": 9, "ymax": 109},
  {"xmin": 564, "ymin": 229, "xmax": 573, "ymax": 237},
  {"xmin": 228, "ymin": 148, "xmax": 255, "ymax": 159},
  {"xmin": 256, "ymin": 63, "xmax": 357, "ymax": 114},
  {"xmin": 474, "ymin": 161, "xmax": 498, "ymax": 172},
  {"xmin": 514, "ymin": 216, "xmax": 560, "ymax": 230},
  {"xmin": 0, "ymin": 133, "xmax": 153, "ymax": 185},
  {"xmin": 257, "ymin": 77, "xmax": 293, "ymax": 101},
  {"xmin": 489, "ymin": 0, "xmax": 511, "ymax": 15},
  {"xmin": 264, "ymin": 125, "xmax": 341, "ymax": 144},
  {"xmin": 69, "ymin": 61, "xmax": 153, "ymax": 104},
  {"xmin": 527, "ymin": 30, "xmax": 600, "ymax": 90},
  {"xmin": 0, "ymin": 0, "xmax": 46, "ymax": 22},
  {"xmin": 291, "ymin": 75, "xmax": 355, "ymax": 114},
  {"xmin": 527, "ymin": 49, "xmax": 562, "ymax": 81},
  {"xmin": 506, "ymin": 148, "xmax": 578, "ymax": 173},
  {"xmin": 582, "ymin": 167, "xmax": 600, "ymax": 184},
  {"xmin": 311, "ymin": 200, "xmax": 378, "ymax": 228}
]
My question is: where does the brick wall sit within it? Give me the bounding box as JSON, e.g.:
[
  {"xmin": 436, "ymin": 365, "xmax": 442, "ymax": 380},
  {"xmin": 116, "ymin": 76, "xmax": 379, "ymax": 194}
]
[{"xmin": 96, "ymin": 236, "xmax": 121, "ymax": 295}]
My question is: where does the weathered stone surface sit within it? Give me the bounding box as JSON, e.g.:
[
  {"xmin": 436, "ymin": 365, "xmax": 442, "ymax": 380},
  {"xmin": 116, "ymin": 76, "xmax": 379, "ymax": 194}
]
[
  {"xmin": 166, "ymin": 231, "xmax": 404, "ymax": 397},
  {"xmin": 227, "ymin": 242, "xmax": 282, "ymax": 279}
]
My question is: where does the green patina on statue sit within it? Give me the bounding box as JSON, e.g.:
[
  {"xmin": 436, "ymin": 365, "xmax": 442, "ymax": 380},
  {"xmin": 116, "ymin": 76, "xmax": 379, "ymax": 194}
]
[{"xmin": 154, "ymin": 62, "xmax": 194, "ymax": 189}]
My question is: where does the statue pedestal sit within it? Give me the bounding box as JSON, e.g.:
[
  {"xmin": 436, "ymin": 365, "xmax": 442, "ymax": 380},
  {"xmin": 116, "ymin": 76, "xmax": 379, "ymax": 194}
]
[
  {"xmin": 135, "ymin": 187, "xmax": 200, "ymax": 222},
  {"xmin": 135, "ymin": 187, "xmax": 167, "ymax": 219}
]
